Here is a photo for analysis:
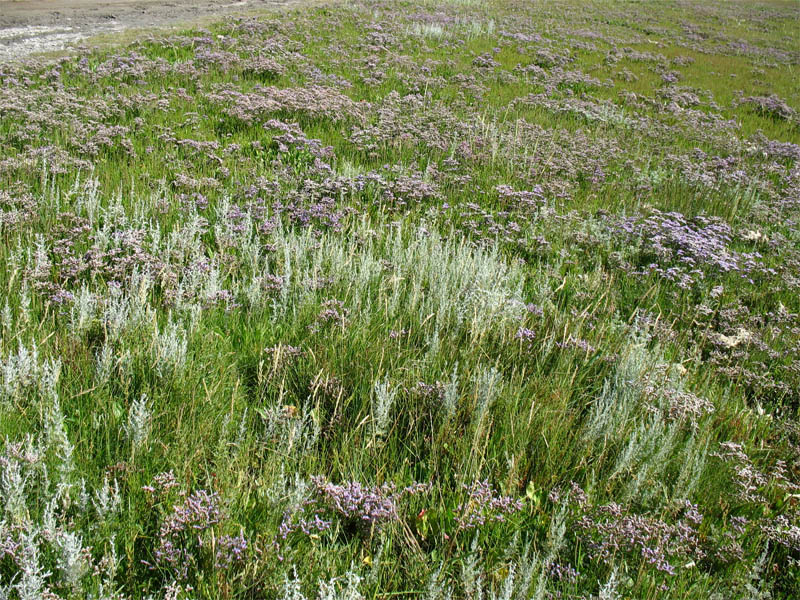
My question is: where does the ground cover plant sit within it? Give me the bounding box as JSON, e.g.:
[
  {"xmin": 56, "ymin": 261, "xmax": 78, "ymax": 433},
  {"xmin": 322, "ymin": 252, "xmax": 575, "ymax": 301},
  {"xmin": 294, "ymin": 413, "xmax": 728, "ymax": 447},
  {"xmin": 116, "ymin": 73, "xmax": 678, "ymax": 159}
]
[{"xmin": 0, "ymin": 0, "xmax": 798, "ymax": 597}]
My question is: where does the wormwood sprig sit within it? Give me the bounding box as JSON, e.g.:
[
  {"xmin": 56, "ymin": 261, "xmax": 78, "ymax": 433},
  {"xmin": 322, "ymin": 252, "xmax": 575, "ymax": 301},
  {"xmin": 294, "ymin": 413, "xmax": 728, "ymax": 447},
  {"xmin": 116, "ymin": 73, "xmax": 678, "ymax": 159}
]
[
  {"xmin": 124, "ymin": 393, "xmax": 152, "ymax": 454},
  {"xmin": 371, "ymin": 378, "xmax": 396, "ymax": 440}
]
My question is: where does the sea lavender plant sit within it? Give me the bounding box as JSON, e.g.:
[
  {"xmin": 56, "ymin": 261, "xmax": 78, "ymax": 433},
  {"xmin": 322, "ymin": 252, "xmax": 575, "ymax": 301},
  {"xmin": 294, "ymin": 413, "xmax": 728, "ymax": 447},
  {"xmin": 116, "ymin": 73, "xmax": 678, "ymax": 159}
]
[
  {"xmin": 148, "ymin": 488, "xmax": 226, "ymax": 581},
  {"xmin": 456, "ymin": 480, "xmax": 523, "ymax": 531},
  {"xmin": 214, "ymin": 533, "xmax": 248, "ymax": 569}
]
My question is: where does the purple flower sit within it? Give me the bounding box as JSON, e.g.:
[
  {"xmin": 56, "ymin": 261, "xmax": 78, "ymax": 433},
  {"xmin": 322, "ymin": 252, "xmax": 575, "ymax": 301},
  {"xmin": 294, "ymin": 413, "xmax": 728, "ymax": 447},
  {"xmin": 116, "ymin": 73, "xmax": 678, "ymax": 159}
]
[
  {"xmin": 457, "ymin": 480, "xmax": 523, "ymax": 530},
  {"xmin": 515, "ymin": 327, "xmax": 537, "ymax": 347},
  {"xmin": 214, "ymin": 534, "xmax": 248, "ymax": 569}
]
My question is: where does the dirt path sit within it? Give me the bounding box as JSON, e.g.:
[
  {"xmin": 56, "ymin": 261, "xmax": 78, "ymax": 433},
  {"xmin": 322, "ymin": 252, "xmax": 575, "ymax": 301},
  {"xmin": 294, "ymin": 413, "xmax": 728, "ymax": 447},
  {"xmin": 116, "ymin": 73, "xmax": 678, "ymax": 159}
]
[{"xmin": 0, "ymin": 0, "xmax": 295, "ymax": 62}]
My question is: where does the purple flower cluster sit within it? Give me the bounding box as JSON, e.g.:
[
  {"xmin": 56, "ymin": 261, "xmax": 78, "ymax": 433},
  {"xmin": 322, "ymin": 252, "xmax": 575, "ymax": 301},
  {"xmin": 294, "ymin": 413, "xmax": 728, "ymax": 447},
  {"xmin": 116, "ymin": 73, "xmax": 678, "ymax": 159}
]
[
  {"xmin": 515, "ymin": 327, "xmax": 537, "ymax": 347},
  {"xmin": 275, "ymin": 476, "xmax": 431, "ymax": 551},
  {"xmin": 555, "ymin": 336, "xmax": 597, "ymax": 354},
  {"xmin": 409, "ymin": 380, "xmax": 445, "ymax": 401},
  {"xmin": 761, "ymin": 515, "xmax": 800, "ymax": 553},
  {"xmin": 736, "ymin": 94, "xmax": 796, "ymax": 122},
  {"xmin": 160, "ymin": 489, "xmax": 223, "ymax": 535},
  {"xmin": 616, "ymin": 210, "xmax": 773, "ymax": 287},
  {"xmin": 149, "ymin": 489, "xmax": 223, "ymax": 579},
  {"xmin": 712, "ymin": 442, "xmax": 800, "ymax": 504},
  {"xmin": 143, "ymin": 476, "xmax": 250, "ymax": 581},
  {"xmin": 549, "ymin": 482, "xmax": 763, "ymax": 579},
  {"xmin": 205, "ymin": 84, "xmax": 366, "ymax": 125},
  {"xmin": 265, "ymin": 119, "xmax": 335, "ymax": 161},
  {"xmin": 142, "ymin": 470, "xmax": 181, "ymax": 495},
  {"xmin": 214, "ymin": 534, "xmax": 249, "ymax": 569},
  {"xmin": 310, "ymin": 299, "xmax": 349, "ymax": 332},
  {"xmin": 546, "ymin": 560, "xmax": 580, "ymax": 583},
  {"xmin": 642, "ymin": 368, "xmax": 714, "ymax": 425},
  {"xmin": 277, "ymin": 512, "xmax": 332, "ymax": 543},
  {"xmin": 310, "ymin": 477, "xmax": 400, "ymax": 525},
  {"xmin": 574, "ymin": 501, "xmax": 705, "ymax": 576},
  {"xmin": 456, "ymin": 480, "xmax": 523, "ymax": 531}
]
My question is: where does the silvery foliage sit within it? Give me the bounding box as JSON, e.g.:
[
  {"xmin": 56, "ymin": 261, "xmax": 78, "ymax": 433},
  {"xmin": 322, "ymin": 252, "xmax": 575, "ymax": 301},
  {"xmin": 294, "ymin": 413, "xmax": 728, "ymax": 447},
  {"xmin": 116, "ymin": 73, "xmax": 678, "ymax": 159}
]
[
  {"xmin": 272, "ymin": 565, "xmax": 367, "ymax": 600},
  {"xmin": 583, "ymin": 335, "xmax": 708, "ymax": 500},
  {"xmin": 69, "ymin": 285, "xmax": 98, "ymax": 336},
  {"xmin": 385, "ymin": 226, "xmax": 526, "ymax": 336},
  {"xmin": 73, "ymin": 173, "xmax": 101, "ymax": 225},
  {"xmin": 124, "ymin": 394, "xmax": 152, "ymax": 451},
  {"xmin": 42, "ymin": 496, "xmax": 60, "ymax": 537},
  {"xmin": 425, "ymin": 328, "xmax": 440, "ymax": 363},
  {"xmin": 461, "ymin": 535, "xmax": 484, "ymax": 600},
  {"xmin": 598, "ymin": 567, "xmax": 621, "ymax": 600},
  {"xmin": 281, "ymin": 568, "xmax": 308, "ymax": 600},
  {"xmin": 460, "ymin": 534, "xmax": 541, "ymax": 600},
  {"xmin": 531, "ymin": 501, "xmax": 567, "ymax": 599},
  {"xmin": 95, "ymin": 343, "xmax": 132, "ymax": 386},
  {"xmin": 673, "ymin": 432, "xmax": 710, "ymax": 501},
  {"xmin": 266, "ymin": 469, "xmax": 310, "ymax": 512},
  {"xmin": 266, "ymin": 223, "xmax": 525, "ymax": 337},
  {"xmin": 1, "ymin": 457, "xmax": 28, "ymax": 524},
  {"xmin": 15, "ymin": 532, "xmax": 50, "ymax": 600},
  {"xmin": 102, "ymin": 270, "xmax": 156, "ymax": 340},
  {"xmin": 30, "ymin": 234, "xmax": 51, "ymax": 281},
  {"xmin": 742, "ymin": 546, "xmax": 772, "ymax": 600},
  {"xmin": 94, "ymin": 535, "xmax": 120, "ymax": 598},
  {"xmin": 56, "ymin": 531, "xmax": 88, "ymax": 590},
  {"xmin": 423, "ymin": 563, "xmax": 452, "ymax": 600},
  {"xmin": 260, "ymin": 401, "xmax": 319, "ymax": 458},
  {"xmin": 408, "ymin": 22, "xmax": 447, "ymax": 38},
  {"xmin": 318, "ymin": 569, "xmax": 364, "ymax": 600},
  {"xmin": 94, "ymin": 343, "xmax": 115, "ymax": 383},
  {"xmin": 92, "ymin": 476, "xmax": 121, "ymax": 521},
  {"xmin": 146, "ymin": 580, "xmax": 191, "ymax": 600},
  {"xmin": 0, "ymin": 425, "xmax": 108, "ymax": 596},
  {"xmin": 492, "ymin": 563, "xmax": 516, "ymax": 600},
  {"xmin": 1, "ymin": 341, "xmax": 61, "ymax": 405},
  {"xmin": 153, "ymin": 316, "xmax": 188, "ymax": 379},
  {"xmin": 44, "ymin": 396, "xmax": 75, "ymax": 482},
  {"xmin": 612, "ymin": 411, "xmax": 680, "ymax": 502},
  {"xmin": 583, "ymin": 336, "xmax": 652, "ymax": 444},
  {"xmin": 442, "ymin": 363, "xmax": 460, "ymax": 421},
  {"xmin": 513, "ymin": 543, "xmax": 540, "ymax": 600},
  {"xmin": 1, "ymin": 301, "xmax": 12, "ymax": 334},
  {"xmin": 372, "ymin": 378, "xmax": 397, "ymax": 439},
  {"xmin": 18, "ymin": 285, "xmax": 32, "ymax": 326},
  {"xmin": 585, "ymin": 334, "xmax": 709, "ymax": 503},
  {"xmin": 473, "ymin": 366, "xmax": 501, "ymax": 431}
]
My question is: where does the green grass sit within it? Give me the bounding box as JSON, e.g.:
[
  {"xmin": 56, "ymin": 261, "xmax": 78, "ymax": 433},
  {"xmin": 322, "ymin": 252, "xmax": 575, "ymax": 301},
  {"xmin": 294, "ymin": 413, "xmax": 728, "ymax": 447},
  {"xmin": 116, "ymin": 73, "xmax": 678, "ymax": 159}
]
[{"xmin": 0, "ymin": 0, "xmax": 798, "ymax": 598}]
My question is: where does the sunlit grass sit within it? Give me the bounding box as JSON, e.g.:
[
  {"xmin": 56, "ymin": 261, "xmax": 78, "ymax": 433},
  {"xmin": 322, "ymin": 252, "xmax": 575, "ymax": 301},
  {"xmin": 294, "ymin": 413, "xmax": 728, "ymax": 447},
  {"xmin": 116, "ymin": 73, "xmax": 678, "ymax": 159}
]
[{"xmin": 0, "ymin": 0, "xmax": 798, "ymax": 598}]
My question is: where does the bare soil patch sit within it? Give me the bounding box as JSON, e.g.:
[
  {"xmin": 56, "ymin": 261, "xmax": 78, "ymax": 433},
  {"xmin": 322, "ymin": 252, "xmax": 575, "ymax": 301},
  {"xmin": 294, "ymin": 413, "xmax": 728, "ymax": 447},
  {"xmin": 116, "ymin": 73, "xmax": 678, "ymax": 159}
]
[{"xmin": 0, "ymin": 0, "xmax": 293, "ymax": 61}]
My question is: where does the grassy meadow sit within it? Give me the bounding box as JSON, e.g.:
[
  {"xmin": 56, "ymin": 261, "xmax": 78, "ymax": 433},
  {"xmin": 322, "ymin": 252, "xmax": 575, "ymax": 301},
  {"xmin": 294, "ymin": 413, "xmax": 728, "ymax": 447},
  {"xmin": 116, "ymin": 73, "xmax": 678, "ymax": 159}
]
[{"xmin": 0, "ymin": 0, "xmax": 799, "ymax": 598}]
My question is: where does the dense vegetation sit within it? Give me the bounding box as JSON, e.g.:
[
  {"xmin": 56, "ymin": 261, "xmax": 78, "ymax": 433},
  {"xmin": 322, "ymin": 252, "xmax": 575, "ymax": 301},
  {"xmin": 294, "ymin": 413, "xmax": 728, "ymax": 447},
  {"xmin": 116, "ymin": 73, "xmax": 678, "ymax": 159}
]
[{"xmin": 0, "ymin": 0, "xmax": 798, "ymax": 598}]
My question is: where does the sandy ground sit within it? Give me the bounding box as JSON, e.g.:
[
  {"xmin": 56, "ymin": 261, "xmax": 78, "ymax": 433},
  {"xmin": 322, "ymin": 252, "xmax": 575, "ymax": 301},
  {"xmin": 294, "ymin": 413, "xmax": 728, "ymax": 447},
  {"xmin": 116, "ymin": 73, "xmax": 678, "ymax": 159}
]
[{"xmin": 0, "ymin": 0, "xmax": 294, "ymax": 62}]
